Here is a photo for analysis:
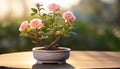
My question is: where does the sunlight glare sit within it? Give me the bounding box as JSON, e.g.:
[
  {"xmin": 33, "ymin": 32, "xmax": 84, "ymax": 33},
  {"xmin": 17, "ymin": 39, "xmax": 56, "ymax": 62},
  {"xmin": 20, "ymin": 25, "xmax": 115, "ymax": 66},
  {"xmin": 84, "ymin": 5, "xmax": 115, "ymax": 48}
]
[
  {"xmin": 29, "ymin": 0, "xmax": 80, "ymax": 14},
  {"xmin": 0, "ymin": 0, "xmax": 80, "ymax": 19},
  {"xmin": 31, "ymin": 0, "xmax": 80, "ymax": 9}
]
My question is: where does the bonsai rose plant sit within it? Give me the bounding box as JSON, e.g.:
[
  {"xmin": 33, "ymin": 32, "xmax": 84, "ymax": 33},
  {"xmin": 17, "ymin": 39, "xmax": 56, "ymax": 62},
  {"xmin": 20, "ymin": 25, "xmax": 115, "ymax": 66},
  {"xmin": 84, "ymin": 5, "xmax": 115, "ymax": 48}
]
[
  {"xmin": 19, "ymin": 3, "xmax": 76, "ymax": 50},
  {"xmin": 19, "ymin": 3, "xmax": 76, "ymax": 64}
]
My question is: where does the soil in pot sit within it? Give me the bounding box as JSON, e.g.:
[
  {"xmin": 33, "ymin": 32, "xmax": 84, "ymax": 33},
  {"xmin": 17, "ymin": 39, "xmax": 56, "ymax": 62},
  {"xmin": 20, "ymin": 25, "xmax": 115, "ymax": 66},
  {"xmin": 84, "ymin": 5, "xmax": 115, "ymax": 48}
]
[{"xmin": 36, "ymin": 45, "xmax": 65, "ymax": 50}]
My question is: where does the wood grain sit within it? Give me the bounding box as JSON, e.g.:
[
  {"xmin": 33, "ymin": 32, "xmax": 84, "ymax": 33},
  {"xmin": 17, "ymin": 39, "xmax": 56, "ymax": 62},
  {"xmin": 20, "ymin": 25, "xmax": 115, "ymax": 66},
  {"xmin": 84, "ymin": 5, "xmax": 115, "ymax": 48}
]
[{"xmin": 0, "ymin": 51, "xmax": 120, "ymax": 69}]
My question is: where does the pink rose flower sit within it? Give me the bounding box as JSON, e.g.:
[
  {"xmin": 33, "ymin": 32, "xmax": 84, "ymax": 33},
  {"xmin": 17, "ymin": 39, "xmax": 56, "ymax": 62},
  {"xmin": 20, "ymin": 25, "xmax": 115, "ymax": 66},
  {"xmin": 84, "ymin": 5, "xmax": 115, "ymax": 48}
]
[
  {"xmin": 62, "ymin": 11, "xmax": 76, "ymax": 22},
  {"xmin": 19, "ymin": 21, "xmax": 29, "ymax": 32},
  {"xmin": 48, "ymin": 3, "xmax": 61, "ymax": 12},
  {"xmin": 30, "ymin": 19, "xmax": 42, "ymax": 29},
  {"xmin": 35, "ymin": 3, "xmax": 40, "ymax": 8}
]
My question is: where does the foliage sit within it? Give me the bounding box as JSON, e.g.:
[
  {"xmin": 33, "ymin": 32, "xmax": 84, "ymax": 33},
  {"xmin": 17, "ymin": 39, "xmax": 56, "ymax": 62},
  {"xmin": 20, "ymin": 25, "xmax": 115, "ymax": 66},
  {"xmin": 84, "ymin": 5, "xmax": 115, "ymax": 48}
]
[
  {"xmin": 0, "ymin": 19, "xmax": 120, "ymax": 54},
  {"xmin": 19, "ymin": 3, "xmax": 76, "ymax": 50}
]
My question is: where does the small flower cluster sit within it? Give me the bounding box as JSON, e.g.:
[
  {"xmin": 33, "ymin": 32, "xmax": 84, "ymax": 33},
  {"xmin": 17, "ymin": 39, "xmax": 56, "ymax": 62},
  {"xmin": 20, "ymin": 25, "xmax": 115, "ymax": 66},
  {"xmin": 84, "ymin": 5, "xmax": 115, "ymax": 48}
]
[
  {"xmin": 19, "ymin": 19, "xmax": 42, "ymax": 32},
  {"xmin": 19, "ymin": 3, "xmax": 76, "ymax": 49}
]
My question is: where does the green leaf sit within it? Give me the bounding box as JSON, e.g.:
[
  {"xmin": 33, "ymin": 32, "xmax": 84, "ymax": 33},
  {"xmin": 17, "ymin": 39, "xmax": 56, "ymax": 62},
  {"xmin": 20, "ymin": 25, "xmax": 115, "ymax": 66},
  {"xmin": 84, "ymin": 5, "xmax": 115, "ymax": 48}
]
[
  {"xmin": 55, "ymin": 31, "xmax": 61, "ymax": 35},
  {"xmin": 57, "ymin": 13, "xmax": 62, "ymax": 16},
  {"xmin": 31, "ymin": 8, "xmax": 37, "ymax": 13},
  {"xmin": 20, "ymin": 33, "xmax": 23, "ymax": 36},
  {"xmin": 47, "ymin": 28, "xmax": 51, "ymax": 30},
  {"xmin": 31, "ymin": 13, "xmax": 36, "ymax": 16},
  {"xmin": 69, "ymin": 32, "xmax": 78, "ymax": 36},
  {"xmin": 42, "ymin": 13, "xmax": 46, "ymax": 17},
  {"xmin": 49, "ymin": 19, "xmax": 54, "ymax": 23},
  {"xmin": 40, "ymin": 8, "xmax": 45, "ymax": 10},
  {"xmin": 62, "ymin": 28, "xmax": 65, "ymax": 32},
  {"xmin": 63, "ymin": 34, "xmax": 69, "ymax": 37},
  {"xmin": 41, "ymin": 35, "xmax": 48, "ymax": 39},
  {"xmin": 32, "ymin": 41, "xmax": 37, "ymax": 44},
  {"xmin": 20, "ymin": 33, "xmax": 28, "ymax": 37},
  {"xmin": 69, "ymin": 27, "xmax": 73, "ymax": 30}
]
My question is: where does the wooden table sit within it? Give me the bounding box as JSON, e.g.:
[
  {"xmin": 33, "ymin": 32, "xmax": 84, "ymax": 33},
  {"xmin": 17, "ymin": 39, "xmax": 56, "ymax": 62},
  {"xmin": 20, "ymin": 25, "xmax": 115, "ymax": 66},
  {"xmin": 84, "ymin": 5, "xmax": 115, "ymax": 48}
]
[{"xmin": 0, "ymin": 51, "xmax": 120, "ymax": 69}]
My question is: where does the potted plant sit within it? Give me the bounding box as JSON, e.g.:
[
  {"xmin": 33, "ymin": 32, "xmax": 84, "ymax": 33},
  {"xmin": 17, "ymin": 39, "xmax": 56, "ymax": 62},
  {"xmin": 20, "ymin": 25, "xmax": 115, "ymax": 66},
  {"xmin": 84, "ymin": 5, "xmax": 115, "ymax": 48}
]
[{"xmin": 19, "ymin": 3, "xmax": 76, "ymax": 64}]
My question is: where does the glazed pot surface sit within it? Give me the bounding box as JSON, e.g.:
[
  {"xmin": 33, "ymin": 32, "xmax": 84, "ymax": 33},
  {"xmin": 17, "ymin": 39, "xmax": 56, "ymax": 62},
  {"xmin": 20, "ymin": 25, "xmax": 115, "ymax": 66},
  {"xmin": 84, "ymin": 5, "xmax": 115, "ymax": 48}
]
[{"xmin": 32, "ymin": 47, "xmax": 71, "ymax": 64}]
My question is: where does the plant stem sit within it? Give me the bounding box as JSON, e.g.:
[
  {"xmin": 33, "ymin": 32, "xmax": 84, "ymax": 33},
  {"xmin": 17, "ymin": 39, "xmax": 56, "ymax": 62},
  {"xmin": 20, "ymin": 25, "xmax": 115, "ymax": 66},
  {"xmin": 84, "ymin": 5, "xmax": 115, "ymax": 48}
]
[
  {"xmin": 38, "ymin": 9, "xmax": 41, "ymax": 16},
  {"xmin": 53, "ymin": 12, "xmax": 55, "ymax": 21},
  {"xmin": 37, "ymin": 7, "xmax": 41, "ymax": 17},
  {"xmin": 49, "ymin": 35, "xmax": 61, "ymax": 47}
]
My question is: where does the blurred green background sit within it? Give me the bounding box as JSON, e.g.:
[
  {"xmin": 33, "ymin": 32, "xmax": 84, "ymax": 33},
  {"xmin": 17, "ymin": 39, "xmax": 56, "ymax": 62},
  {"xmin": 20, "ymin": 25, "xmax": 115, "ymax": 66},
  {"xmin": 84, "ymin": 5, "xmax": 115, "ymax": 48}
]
[{"xmin": 0, "ymin": 0, "xmax": 120, "ymax": 54}]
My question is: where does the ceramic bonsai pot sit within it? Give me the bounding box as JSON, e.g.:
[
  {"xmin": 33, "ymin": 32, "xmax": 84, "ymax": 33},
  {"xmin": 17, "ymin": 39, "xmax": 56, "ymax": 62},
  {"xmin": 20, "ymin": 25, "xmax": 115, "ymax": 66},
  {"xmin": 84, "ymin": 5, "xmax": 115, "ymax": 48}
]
[{"xmin": 32, "ymin": 47, "xmax": 71, "ymax": 64}]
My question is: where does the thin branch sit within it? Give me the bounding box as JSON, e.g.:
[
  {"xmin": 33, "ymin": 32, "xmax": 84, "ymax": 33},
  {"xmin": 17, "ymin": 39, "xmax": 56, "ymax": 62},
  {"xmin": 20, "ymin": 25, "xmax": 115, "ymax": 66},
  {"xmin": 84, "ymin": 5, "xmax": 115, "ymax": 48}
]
[{"xmin": 49, "ymin": 35, "xmax": 61, "ymax": 47}]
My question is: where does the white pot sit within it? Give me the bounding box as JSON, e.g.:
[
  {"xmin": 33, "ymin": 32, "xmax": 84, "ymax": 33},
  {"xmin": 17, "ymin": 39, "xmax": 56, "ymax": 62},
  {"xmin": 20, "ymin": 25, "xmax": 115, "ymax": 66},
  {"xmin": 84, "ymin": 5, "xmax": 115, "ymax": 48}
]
[{"xmin": 32, "ymin": 47, "xmax": 71, "ymax": 64}]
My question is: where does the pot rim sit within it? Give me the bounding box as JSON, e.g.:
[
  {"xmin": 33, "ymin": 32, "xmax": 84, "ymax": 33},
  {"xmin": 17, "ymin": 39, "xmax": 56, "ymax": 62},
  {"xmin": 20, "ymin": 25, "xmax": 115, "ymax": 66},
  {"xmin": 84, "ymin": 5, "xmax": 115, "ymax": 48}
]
[{"xmin": 32, "ymin": 47, "xmax": 71, "ymax": 52}]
